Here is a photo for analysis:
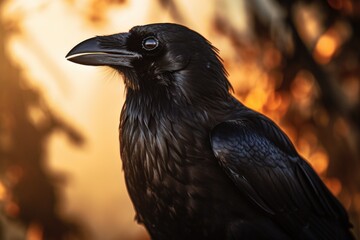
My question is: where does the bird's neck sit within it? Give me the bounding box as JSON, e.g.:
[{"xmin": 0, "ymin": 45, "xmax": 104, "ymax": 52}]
[
  {"xmin": 119, "ymin": 84, "xmax": 241, "ymax": 189},
  {"xmin": 123, "ymin": 86, "xmax": 175, "ymax": 119},
  {"xmin": 120, "ymin": 87, "xmax": 209, "ymax": 185}
]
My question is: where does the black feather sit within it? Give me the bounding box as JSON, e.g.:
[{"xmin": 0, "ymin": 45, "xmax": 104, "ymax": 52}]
[{"xmin": 67, "ymin": 23, "xmax": 354, "ymax": 240}]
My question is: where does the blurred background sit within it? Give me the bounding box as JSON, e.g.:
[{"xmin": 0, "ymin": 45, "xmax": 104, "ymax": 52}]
[{"xmin": 0, "ymin": 0, "xmax": 359, "ymax": 239}]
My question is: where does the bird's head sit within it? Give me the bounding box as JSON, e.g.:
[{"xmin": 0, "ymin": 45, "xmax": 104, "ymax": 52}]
[{"xmin": 66, "ymin": 23, "xmax": 232, "ymax": 104}]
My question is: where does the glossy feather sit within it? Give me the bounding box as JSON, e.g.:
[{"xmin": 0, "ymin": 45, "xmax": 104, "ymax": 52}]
[{"xmin": 67, "ymin": 23, "xmax": 354, "ymax": 240}]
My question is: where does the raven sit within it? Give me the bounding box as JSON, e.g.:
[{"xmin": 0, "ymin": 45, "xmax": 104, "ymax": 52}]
[{"xmin": 66, "ymin": 23, "xmax": 354, "ymax": 240}]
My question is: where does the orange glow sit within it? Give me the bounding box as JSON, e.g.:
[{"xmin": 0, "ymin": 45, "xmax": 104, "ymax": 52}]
[
  {"xmin": 308, "ymin": 149, "xmax": 329, "ymax": 175},
  {"xmin": 5, "ymin": 201, "xmax": 20, "ymax": 217},
  {"xmin": 342, "ymin": 77, "xmax": 360, "ymax": 103},
  {"xmin": 334, "ymin": 117, "xmax": 350, "ymax": 137},
  {"xmin": 297, "ymin": 130, "xmax": 320, "ymax": 161},
  {"xmin": 291, "ymin": 70, "xmax": 315, "ymax": 100},
  {"xmin": 313, "ymin": 107, "xmax": 330, "ymax": 127},
  {"xmin": 297, "ymin": 138, "xmax": 311, "ymax": 159},
  {"xmin": 290, "ymin": 71, "xmax": 316, "ymax": 116},
  {"xmin": 317, "ymin": 34, "xmax": 337, "ymax": 56},
  {"xmin": 26, "ymin": 223, "xmax": 43, "ymax": 240},
  {"xmin": 354, "ymin": 193, "xmax": 360, "ymax": 212},
  {"xmin": 324, "ymin": 178, "xmax": 342, "ymax": 196},
  {"xmin": 262, "ymin": 47, "xmax": 282, "ymax": 70},
  {"xmin": 266, "ymin": 92, "xmax": 283, "ymax": 111},
  {"xmin": 244, "ymin": 88, "xmax": 269, "ymax": 112},
  {"xmin": 6, "ymin": 165, "xmax": 24, "ymax": 185},
  {"xmin": 314, "ymin": 31, "xmax": 339, "ymax": 64},
  {"xmin": 0, "ymin": 181, "xmax": 6, "ymax": 200}
]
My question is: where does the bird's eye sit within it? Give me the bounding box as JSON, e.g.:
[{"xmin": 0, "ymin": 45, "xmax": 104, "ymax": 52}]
[{"xmin": 142, "ymin": 37, "xmax": 159, "ymax": 51}]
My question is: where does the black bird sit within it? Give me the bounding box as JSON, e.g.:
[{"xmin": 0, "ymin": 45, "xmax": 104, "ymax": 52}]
[{"xmin": 66, "ymin": 23, "xmax": 354, "ymax": 240}]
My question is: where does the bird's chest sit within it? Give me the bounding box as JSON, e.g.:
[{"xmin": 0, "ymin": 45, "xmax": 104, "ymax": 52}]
[
  {"xmin": 120, "ymin": 114, "xmax": 209, "ymax": 197},
  {"xmin": 121, "ymin": 113, "xmax": 195, "ymax": 175},
  {"xmin": 120, "ymin": 113, "xmax": 231, "ymax": 236}
]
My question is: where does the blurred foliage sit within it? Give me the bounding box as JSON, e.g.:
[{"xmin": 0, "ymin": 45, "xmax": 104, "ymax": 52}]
[
  {"xmin": 218, "ymin": 0, "xmax": 360, "ymax": 236},
  {"xmin": 0, "ymin": 0, "xmax": 86, "ymax": 239}
]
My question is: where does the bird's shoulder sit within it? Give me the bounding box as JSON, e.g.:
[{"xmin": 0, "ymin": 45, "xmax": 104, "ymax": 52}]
[
  {"xmin": 211, "ymin": 109, "xmax": 298, "ymax": 166},
  {"xmin": 209, "ymin": 109, "xmax": 351, "ymax": 232}
]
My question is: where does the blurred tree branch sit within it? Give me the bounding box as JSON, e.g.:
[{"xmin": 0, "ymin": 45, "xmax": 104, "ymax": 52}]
[
  {"xmin": 211, "ymin": 0, "xmax": 359, "ymax": 236},
  {"xmin": 247, "ymin": 0, "xmax": 360, "ymax": 235},
  {"xmin": 0, "ymin": 0, "xmax": 86, "ymax": 239}
]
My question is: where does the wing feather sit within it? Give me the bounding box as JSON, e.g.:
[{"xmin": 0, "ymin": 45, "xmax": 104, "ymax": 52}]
[{"xmin": 210, "ymin": 117, "xmax": 352, "ymax": 239}]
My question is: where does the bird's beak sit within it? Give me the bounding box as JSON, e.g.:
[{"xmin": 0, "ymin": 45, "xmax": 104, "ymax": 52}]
[{"xmin": 66, "ymin": 33, "xmax": 141, "ymax": 68}]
